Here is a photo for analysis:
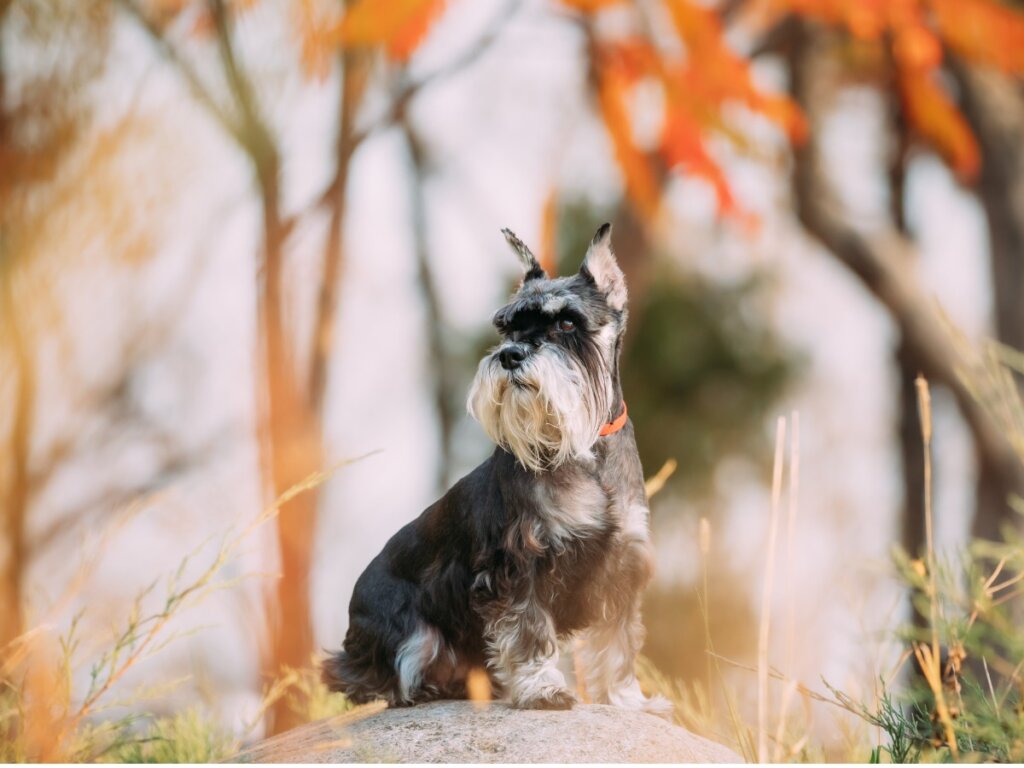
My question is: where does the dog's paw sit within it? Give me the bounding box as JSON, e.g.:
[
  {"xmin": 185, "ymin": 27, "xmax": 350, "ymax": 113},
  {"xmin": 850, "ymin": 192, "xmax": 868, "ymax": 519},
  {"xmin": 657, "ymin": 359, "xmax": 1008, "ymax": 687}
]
[
  {"xmin": 515, "ymin": 686, "xmax": 578, "ymax": 711},
  {"xmin": 641, "ymin": 694, "xmax": 674, "ymax": 720}
]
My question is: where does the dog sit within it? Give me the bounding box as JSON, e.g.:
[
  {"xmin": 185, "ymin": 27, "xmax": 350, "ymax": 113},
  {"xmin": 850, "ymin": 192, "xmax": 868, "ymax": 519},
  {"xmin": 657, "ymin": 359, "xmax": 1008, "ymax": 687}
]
[{"xmin": 322, "ymin": 223, "xmax": 669, "ymax": 714}]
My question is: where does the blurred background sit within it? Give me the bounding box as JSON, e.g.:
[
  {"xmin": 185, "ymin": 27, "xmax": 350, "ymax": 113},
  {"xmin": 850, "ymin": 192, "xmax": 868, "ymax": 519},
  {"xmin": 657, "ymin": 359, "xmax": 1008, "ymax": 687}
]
[{"xmin": 2, "ymin": 0, "xmax": 1024, "ymax": 761}]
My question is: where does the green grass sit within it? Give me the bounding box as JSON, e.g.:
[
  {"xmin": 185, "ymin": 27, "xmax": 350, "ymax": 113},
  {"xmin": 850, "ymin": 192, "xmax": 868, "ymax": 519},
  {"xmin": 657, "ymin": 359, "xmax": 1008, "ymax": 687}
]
[{"xmin": 100, "ymin": 709, "xmax": 236, "ymax": 763}]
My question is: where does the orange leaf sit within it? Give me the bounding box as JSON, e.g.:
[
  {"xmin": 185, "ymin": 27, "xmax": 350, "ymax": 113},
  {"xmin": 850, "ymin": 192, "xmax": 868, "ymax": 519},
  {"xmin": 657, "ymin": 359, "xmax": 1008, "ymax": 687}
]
[
  {"xmin": 339, "ymin": 0, "xmax": 446, "ymax": 61},
  {"xmin": 845, "ymin": 1, "xmax": 885, "ymax": 40},
  {"xmin": 600, "ymin": 39, "xmax": 661, "ymax": 85},
  {"xmin": 930, "ymin": 0, "xmax": 1024, "ymax": 74},
  {"xmin": 660, "ymin": 106, "xmax": 737, "ymax": 215},
  {"xmin": 899, "ymin": 66, "xmax": 980, "ymax": 179},
  {"xmin": 595, "ymin": 56, "xmax": 661, "ymax": 221},
  {"xmin": 662, "ymin": 0, "xmax": 725, "ymax": 58},
  {"xmin": 893, "ymin": 24, "xmax": 942, "ymax": 71},
  {"xmin": 558, "ymin": 0, "xmax": 624, "ymax": 10},
  {"xmin": 771, "ymin": 0, "xmax": 886, "ymax": 39},
  {"xmin": 386, "ymin": 0, "xmax": 447, "ymax": 60},
  {"xmin": 661, "ymin": 0, "xmax": 806, "ymax": 143},
  {"xmin": 294, "ymin": 0, "xmax": 343, "ymax": 79}
]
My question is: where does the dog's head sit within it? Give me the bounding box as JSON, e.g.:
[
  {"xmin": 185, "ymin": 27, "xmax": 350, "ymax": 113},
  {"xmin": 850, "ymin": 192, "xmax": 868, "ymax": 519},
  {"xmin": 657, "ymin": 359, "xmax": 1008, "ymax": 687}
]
[{"xmin": 467, "ymin": 223, "xmax": 628, "ymax": 473}]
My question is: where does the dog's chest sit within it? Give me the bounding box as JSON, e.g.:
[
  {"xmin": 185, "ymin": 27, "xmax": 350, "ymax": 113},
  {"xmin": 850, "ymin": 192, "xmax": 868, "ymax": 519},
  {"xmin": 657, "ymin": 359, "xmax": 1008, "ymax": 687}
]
[{"xmin": 532, "ymin": 474, "xmax": 611, "ymax": 544}]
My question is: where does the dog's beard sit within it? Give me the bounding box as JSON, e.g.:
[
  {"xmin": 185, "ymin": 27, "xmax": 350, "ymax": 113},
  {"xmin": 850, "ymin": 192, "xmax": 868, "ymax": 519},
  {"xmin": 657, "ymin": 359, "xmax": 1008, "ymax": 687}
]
[{"xmin": 467, "ymin": 346, "xmax": 612, "ymax": 473}]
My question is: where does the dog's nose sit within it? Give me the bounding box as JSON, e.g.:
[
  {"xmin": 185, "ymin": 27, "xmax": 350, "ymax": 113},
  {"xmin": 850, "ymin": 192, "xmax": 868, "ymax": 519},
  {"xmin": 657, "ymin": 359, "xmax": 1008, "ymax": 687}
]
[{"xmin": 499, "ymin": 345, "xmax": 528, "ymax": 371}]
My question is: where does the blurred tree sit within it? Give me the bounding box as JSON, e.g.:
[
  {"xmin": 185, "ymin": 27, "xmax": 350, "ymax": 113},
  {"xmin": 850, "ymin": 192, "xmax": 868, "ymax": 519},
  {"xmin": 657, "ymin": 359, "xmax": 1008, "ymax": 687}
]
[
  {"xmin": 775, "ymin": 11, "xmax": 1024, "ymax": 553},
  {"xmin": 550, "ymin": 0, "xmax": 1024, "ymax": 554},
  {"xmin": 121, "ymin": 0, "xmax": 509, "ymax": 731},
  {"xmin": 0, "ymin": 0, "xmax": 113, "ymax": 655},
  {"xmin": 119, "ymin": 0, "xmax": 373, "ymax": 732},
  {"xmin": 952, "ymin": 63, "xmax": 1024, "ymax": 542},
  {"xmin": 0, "ymin": 0, "xmax": 237, "ymax": 667},
  {"xmin": 396, "ymin": 4, "xmax": 516, "ymax": 491}
]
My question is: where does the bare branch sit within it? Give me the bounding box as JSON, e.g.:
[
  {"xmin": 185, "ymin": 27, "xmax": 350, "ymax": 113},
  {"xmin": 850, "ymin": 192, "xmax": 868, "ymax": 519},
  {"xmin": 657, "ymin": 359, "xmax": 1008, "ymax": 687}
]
[
  {"xmin": 28, "ymin": 427, "xmax": 238, "ymax": 554},
  {"xmin": 349, "ymin": 0, "xmax": 518, "ymax": 148},
  {"xmin": 308, "ymin": 49, "xmax": 369, "ymax": 415},
  {"xmin": 116, "ymin": 0, "xmax": 241, "ymax": 142},
  {"xmin": 400, "ymin": 117, "xmax": 456, "ymax": 491},
  {"xmin": 205, "ymin": 0, "xmax": 276, "ymax": 164}
]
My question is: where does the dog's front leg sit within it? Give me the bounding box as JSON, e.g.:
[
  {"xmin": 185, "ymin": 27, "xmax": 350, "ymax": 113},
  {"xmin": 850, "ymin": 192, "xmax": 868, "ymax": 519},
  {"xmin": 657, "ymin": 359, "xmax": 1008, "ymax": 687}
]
[
  {"xmin": 578, "ymin": 540, "xmax": 673, "ymax": 717},
  {"xmin": 483, "ymin": 593, "xmax": 576, "ymax": 710}
]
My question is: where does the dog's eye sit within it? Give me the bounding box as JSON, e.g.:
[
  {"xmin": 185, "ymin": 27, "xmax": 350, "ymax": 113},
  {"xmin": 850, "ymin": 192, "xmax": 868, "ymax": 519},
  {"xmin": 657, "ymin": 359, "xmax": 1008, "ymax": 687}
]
[{"xmin": 557, "ymin": 318, "xmax": 575, "ymax": 332}]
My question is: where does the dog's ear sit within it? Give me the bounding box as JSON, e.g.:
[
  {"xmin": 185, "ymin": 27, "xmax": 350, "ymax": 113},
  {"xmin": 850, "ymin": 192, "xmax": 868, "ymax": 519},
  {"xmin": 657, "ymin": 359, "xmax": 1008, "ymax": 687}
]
[
  {"xmin": 580, "ymin": 223, "xmax": 626, "ymax": 310},
  {"xmin": 501, "ymin": 228, "xmax": 546, "ymax": 283}
]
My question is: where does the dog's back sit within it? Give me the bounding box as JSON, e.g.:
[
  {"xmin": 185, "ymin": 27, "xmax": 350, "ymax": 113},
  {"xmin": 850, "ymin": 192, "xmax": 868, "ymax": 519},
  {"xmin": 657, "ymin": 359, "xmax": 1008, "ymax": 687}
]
[{"xmin": 321, "ymin": 462, "xmax": 494, "ymax": 706}]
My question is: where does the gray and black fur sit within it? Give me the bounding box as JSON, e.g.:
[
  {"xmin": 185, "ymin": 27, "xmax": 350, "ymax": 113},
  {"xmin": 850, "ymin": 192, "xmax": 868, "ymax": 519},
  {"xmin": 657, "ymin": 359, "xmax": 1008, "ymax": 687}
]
[{"xmin": 322, "ymin": 224, "xmax": 669, "ymax": 713}]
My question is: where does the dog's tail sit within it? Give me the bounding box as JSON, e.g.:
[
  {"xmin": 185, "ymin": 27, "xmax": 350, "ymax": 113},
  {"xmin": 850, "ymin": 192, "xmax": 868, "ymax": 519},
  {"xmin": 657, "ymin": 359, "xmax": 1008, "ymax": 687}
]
[
  {"xmin": 320, "ymin": 647, "xmax": 400, "ymax": 705},
  {"xmin": 319, "ymin": 649, "xmax": 351, "ymax": 693}
]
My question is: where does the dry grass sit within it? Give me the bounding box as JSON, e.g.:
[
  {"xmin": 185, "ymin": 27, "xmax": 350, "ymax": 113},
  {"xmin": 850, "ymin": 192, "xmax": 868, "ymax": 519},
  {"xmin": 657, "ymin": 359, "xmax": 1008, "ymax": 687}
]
[
  {"xmin": 637, "ymin": 358, "xmax": 1024, "ymax": 764},
  {"xmin": 0, "ymin": 456, "xmax": 370, "ymax": 762}
]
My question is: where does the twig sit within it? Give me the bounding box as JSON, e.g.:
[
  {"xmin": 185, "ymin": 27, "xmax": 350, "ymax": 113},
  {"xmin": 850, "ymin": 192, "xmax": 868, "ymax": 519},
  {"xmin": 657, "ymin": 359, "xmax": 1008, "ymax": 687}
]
[
  {"xmin": 758, "ymin": 416, "xmax": 786, "ymax": 763},
  {"xmin": 349, "ymin": 0, "xmax": 519, "ymax": 148},
  {"xmin": 707, "ymin": 651, "xmax": 860, "ymax": 717},
  {"xmin": 644, "ymin": 458, "xmax": 678, "ymax": 498},
  {"xmin": 115, "ymin": 0, "xmax": 241, "ymax": 141}
]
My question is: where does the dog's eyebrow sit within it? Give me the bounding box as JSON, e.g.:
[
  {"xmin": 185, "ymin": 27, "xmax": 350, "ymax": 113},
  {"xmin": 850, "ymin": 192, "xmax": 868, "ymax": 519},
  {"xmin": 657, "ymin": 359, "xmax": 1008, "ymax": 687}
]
[
  {"xmin": 503, "ymin": 293, "xmax": 582, "ymax": 319},
  {"xmin": 493, "ymin": 301, "xmax": 589, "ymax": 336},
  {"xmin": 493, "ymin": 306, "xmax": 543, "ymax": 331},
  {"xmin": 540, "ymin": 295, "xmax": 568, "ymax": 314}
]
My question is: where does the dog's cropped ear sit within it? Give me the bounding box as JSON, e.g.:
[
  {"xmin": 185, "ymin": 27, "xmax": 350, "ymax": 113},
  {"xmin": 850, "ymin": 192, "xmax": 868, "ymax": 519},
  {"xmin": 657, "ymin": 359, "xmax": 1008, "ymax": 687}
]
[
  {"xmin": 501, "ymin": 228, "xmax": 547, "ymax": 283},
  {"xmin": 580, "ymin": 223, "xmax": 626, "ymax": 310}
]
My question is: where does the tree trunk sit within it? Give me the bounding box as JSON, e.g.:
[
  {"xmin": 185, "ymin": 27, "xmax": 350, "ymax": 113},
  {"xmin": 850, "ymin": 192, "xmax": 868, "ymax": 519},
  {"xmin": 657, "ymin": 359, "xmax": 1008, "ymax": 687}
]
[
  {"xmin": 884, "ymin": 94, "xmax": 929, "ymax": 562},
  {"xmin": 0, "ymin": 263, "xmax": 30, "ymax": 655},
  {"xmin": 952, "ymin": 63, "xmax": 1024, "ymax": 542},
  {"xmin": 264, "ymin": 40, "xmax": 366, "ymax": 735},
  {"xmin": 785, "ymin": 23, "xmax": 1024, "ymax": 556},
  {"xmin": 0, "ymin": 17, "xmax": 28, "ymax": 656},
  {"xmin": 257, "ymin": 151, "xmax": 322, "ymax": 735}
]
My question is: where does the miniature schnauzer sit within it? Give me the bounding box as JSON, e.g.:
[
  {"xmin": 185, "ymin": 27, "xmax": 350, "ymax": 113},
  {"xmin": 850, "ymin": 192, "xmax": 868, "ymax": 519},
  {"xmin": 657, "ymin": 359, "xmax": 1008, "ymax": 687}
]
[{"xmin": 322, "ymin": 224, "xmax": 669, "ymax": 714}]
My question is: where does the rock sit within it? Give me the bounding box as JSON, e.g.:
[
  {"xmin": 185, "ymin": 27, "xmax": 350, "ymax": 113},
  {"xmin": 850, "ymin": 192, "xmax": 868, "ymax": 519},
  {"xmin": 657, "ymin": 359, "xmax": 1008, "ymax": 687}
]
[{"xmin": 234, "ymin": 700, "xmax": 743, "ymax": 763}]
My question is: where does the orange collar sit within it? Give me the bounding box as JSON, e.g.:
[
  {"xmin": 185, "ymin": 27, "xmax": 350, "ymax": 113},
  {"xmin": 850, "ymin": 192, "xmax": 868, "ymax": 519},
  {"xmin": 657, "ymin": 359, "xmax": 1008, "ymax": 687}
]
[{"xmin": 599, "ymin": 402, "xmax": 628, "ymax": 437}]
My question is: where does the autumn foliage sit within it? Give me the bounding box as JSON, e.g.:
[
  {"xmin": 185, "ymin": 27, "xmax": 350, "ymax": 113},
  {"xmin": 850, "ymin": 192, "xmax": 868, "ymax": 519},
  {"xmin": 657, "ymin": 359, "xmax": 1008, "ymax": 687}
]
[
  {"xmin": 281, "ymin": 0, "xmax": 1024, "ymax": 226},
  {"xmin": 770, "ymin": 0, "xmax": 1024, "ymax": 178}
]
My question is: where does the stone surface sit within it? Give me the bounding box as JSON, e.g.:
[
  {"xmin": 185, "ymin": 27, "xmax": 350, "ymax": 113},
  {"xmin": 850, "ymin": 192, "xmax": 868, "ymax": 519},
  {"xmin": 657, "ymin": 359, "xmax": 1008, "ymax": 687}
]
[{"xmin": 234, "ymin": 700, "xmax": 743, "ymax": 763}]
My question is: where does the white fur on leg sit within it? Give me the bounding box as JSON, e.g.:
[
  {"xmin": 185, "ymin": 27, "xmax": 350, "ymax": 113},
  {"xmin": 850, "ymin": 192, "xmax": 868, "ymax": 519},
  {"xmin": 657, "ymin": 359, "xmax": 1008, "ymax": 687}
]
[
  {"xmin": 394, "ymin": 623, "xmax": 443, "ymax": 703},
  {"xmin": 504, "ymin": 654, "xmax": 575, "ymax": 709},
  {"xmin": 485, "ymin": 602, "xmax": 576, "ymax": 709},
  {"xmin": 579, "ymin": 619, "xmax": 672, "ymax": 719},
  {"xmin": 607, "ymin": 678, "xmax": 673, "ymax": 717}
]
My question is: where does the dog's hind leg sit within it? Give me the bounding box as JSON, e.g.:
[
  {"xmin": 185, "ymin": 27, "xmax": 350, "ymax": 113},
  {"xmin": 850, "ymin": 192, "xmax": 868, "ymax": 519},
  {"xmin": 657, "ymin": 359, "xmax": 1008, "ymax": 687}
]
[
  {"xmin": 483, "ymin": 594, "xmax": 576, "ymax": 710},
  {"xmin": 393, "ymin": 622, "xmax": 452, "ymax": 704}
]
